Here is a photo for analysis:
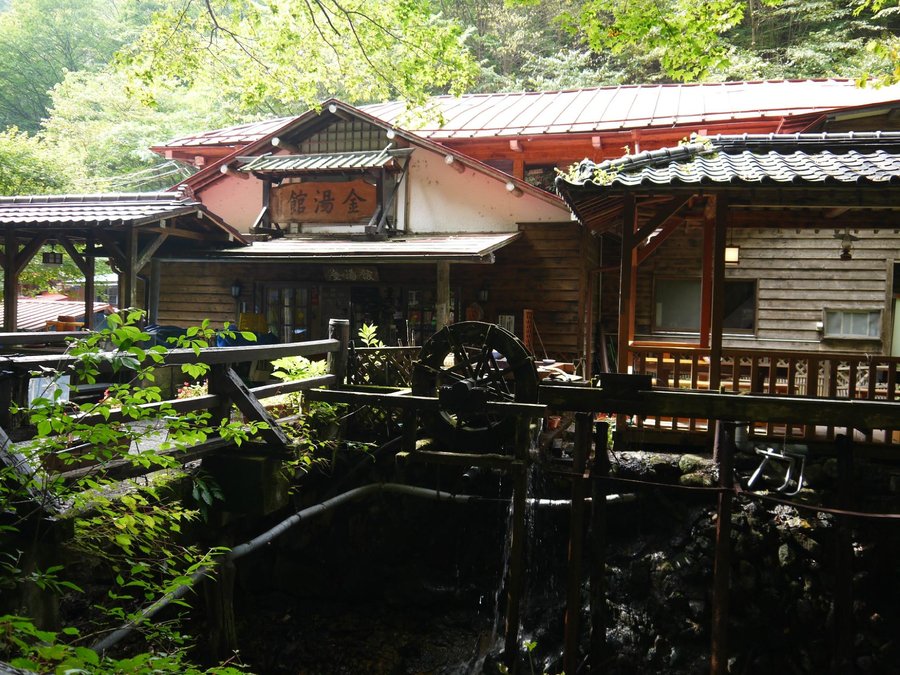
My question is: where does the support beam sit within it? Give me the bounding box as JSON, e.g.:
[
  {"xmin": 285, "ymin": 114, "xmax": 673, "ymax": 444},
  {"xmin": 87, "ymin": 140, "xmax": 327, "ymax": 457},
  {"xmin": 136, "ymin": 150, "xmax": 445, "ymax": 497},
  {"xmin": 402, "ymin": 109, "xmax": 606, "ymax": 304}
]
[
  {"xmin": 83, "ymin": 236, "xmax": 96, "ymax": 330},
  {"xmin": 709, "ymin": 197, "xmax": 728, "ymax": 391},
  {"xmin": 633, "ymin": 196, "xmax": 691, "ymax": 243},
  {"xmin": 122, "ymin": 226, "xmax": 139, "ymax": 309},
  {"xmin": 207, "ymin": 365, "xmax": 290, "ymax": 450},
  {"xmin": 833, "ymin": 433, "xmax": 854, "ymax": 673},
  {"xmin": 590, "ymin": 421, "xmax": 610, "ymax": 671},
  {"xmin": 435, "ymin": 261, "xmax": 450, "ymax": 330},
  {"xmin": 699, "ymin": 198, "xmax": 715, "ymax": 349},
  {"xmin": 617, "ymin": 195, "xmax": 638, "ymax": 375},
  {"xmin": 564, "ymin": 412, "xmax": 592, "ymax": 674},
  {"xmin": 710, "ymin": 421, "xmax": 734, "ymax": 675},
  {"xmin": 135, "ymin": 232, "xmax": 169, "ymax": 271},
  {"xmin": 13, "ymin": 236, "xmax": 46, "ymax": 276},
  {"xmin": 95, "ymin": 230, "xmax": 126, "ymax": 271},
  {"xmin": 148, "ymin": 259, "xmax": 161, "ymax": 324},
  {"xmin": 4, "ymin": 229, "xmax": 17, "ymax": 331}
]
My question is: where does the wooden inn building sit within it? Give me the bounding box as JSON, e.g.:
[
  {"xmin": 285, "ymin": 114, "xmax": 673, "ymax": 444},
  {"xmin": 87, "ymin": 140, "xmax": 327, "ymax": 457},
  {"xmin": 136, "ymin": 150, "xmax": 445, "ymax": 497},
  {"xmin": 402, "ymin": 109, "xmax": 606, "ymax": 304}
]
[{"xmin": 3, "ymin": 79, "xmax": 900, "ymax": 447}]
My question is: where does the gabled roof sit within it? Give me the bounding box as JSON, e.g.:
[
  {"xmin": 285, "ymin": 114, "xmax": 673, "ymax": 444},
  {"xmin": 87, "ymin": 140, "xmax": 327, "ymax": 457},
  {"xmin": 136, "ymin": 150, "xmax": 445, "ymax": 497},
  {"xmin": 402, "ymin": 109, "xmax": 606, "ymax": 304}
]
[
  {"xmin": 154, "ymin": 116, "xmax": 294, "ymax": 151},
  {"xmin": 177, "ymin": 99, "xmax": 564, "ymax": 207},
  {"xmin": 0, "ymin": 191, "xmax": 248, "ymax": 243},
  {"xmin": 155, "ymin": 79, "xmax": 900, "ymax": 152},
  {"xmin": 558, "ymin": 132, "xmax": 900, "ymax": 190}
]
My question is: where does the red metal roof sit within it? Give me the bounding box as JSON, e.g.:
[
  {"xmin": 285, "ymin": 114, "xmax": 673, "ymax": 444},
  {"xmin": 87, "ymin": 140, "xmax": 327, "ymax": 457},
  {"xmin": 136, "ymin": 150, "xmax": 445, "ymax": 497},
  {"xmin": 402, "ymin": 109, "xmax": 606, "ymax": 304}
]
[
  {"xmin": 157, "ymin": 116, "xmax": 294, "ymax": 150},
  {"xmin": 364, "ymin": 80, "xmax": 900, "ymax": 139},
  {"xmin": 154, "ymin": 79, "xmax": 900, "ymax": 151},
  {"xmin": 0, "ymin": 299, "xmax": 113, "ymax": 331}
]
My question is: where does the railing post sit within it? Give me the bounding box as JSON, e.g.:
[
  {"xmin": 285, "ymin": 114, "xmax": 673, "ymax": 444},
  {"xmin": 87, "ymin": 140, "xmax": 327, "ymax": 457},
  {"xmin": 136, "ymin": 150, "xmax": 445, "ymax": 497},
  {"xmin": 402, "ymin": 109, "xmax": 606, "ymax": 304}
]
[
  {"xmin": 327, "ymin": 319, "xmax": 350, "ymax": 387},
  {"xmin": 710, "ymin": 420, "xmax": 734, "ymax": 675},
  {"xmin": 833, "ymin": 433, "xmax": 854, "ymax": 673},
  {"xmin": 590, "ymin": 420, "xmax": 610, "ymax": 672},
  {"xmin": 564, "ymin": 412, "xmax": 592, "ymax": 674}
]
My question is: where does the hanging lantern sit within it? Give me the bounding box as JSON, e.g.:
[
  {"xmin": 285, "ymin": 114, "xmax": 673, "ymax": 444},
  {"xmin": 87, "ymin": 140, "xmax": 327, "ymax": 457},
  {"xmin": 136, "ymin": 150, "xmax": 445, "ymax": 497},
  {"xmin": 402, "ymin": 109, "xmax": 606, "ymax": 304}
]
[{"xmin": 42, "ymin": 250, "xmax": 63, "ymax": 265}]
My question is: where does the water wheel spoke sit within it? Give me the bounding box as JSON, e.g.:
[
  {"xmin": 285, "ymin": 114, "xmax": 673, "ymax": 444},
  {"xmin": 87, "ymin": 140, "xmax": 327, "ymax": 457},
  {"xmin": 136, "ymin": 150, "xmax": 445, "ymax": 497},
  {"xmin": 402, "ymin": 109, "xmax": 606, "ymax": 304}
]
[{"xmin": 412, "ymin": 320, "xmax": 539, "ymax": 451}]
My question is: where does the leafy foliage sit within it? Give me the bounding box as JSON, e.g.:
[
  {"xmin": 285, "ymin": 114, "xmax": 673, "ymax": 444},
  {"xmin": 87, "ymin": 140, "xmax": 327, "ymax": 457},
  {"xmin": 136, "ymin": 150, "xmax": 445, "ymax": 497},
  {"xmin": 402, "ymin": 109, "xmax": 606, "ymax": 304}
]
[
  {"xmin": 0, "ymin": 311, "xmax": 267, "ymax": 672},
  {"xmin": 0, "ymin": 128, "xmax": 68, "ymax": 196},
  {"xmin": 0, "ymin": 0, "xmax": 128, "ymax": 134},
  {"xmin": 116, "ymin": 0, "xmax": 479, "ymax": 116}
]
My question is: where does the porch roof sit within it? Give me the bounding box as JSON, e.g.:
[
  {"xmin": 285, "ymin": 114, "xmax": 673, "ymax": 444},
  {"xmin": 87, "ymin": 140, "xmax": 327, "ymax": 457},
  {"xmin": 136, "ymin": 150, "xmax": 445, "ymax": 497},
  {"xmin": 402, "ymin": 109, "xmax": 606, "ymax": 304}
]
[
  {"xmin": 558, "ymin": 132, "xmax": 900, "ymax": 191},
  {"xmin": 237, "ymin": 148, "xmax": 411, "ymax": 175},
  {"xmin": 555, "ymin": 132, "xmax": 900, "ymax": 230},
  {"xmin": 190, "ymin": 232, "xmax": 522, "ymax": 264},
  {"xmin": 0, "ymin": 191, "xmax": 247, "ymax": 243}
]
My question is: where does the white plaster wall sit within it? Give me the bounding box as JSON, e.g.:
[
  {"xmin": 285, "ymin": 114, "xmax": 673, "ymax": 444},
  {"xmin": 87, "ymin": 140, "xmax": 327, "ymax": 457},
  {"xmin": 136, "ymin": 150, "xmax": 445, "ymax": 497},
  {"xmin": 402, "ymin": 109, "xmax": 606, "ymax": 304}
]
[
  {"xmin": 198, "ymin": 174, "xmax": 264, "ymax": 233},
  {"xmin": 195, "ymin": 145, "xmax": 570, "ymax": 234},
  {"xmin": 404, "ymin": 149, "xmax": 570, "ymax": 233}
]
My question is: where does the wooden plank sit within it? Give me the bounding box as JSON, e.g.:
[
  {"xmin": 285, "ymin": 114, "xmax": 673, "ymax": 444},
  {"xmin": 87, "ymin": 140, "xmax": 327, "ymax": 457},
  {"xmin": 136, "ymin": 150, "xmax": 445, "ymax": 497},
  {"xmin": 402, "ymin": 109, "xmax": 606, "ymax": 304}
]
[
  {"xmin": 5, "ymin": 339, "xmax": 341, "ymax": 374},
  {"xmin": 537, "ymin": 384, "xmax": 900, "ymax": 430},
  {"xmin": 210, "ymin": 366, "xmax": 289, "ymax": 450}
]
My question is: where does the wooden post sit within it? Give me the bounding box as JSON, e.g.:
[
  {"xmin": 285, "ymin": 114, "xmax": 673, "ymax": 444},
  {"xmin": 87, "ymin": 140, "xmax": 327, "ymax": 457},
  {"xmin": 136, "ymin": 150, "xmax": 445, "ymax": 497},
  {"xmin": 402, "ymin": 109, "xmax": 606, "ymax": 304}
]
[
  {"xmin": 590, "ymin": 420, "xmax": 610, "ymax": 671},
  {"xmin": 4, "ymin": 228, "xmax": 17, "ymax": 331},
  {"xmin": 122, "ymin": 225, "xmax": 139, "ymax": 309},
  {"xmin": 709, "ymin": 197, "xmax": 728, "ymax": 391},
  {"xmin": 833, "ymin": 433, "xmax": 853, "ymax": 673},
  {"xmin": 617, "ymin": 195, "xmax": 637, "ymax": 375},
  {"xmin": 327, "ymin": 318, "xmax": 350, "ymax": 386},
  {"xmin": 564, "ymin": 412, "xmax": 592, "ymax": 674},
  {"xmin": 435, "ymin": 261, "xmax": 450, "ymax": 330},
  {"xmin": 699, "ymin": 198, "xmax": 715, "ymax": 350},
  {"xmin": 203, "ymin": 558, "xmax": 238, "ymax": 661},
  {"xmin": 504, "ymin": 414, "xmax": 531, "ymax": 670},
  {"xmin": 710, "ymin": 420, "xmax": 734, "ymax": 675},
  {"xmin": 148, "ymin": 258, "xmax": 161, "ymax": 324},
  {"xmin": 504, "ymin": 460, "xmax": 527, "ymax": 670},
  {"xmin": 83, "ymin": 235, "xmax": 96, "ymax": 330}
]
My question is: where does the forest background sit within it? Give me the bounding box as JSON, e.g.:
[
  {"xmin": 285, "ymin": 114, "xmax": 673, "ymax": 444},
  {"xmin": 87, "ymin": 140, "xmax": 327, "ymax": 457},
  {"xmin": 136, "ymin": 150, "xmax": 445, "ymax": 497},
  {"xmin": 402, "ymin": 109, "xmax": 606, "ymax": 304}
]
[{"xmin": 0, "ymin": 0, "xmax": 899, "ymax": 290}]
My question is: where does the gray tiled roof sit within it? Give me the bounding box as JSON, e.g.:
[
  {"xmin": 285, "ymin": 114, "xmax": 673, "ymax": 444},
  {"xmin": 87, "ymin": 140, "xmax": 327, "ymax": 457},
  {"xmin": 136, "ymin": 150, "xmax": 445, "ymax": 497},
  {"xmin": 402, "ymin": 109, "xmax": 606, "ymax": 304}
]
[
  {"xmin": 558, "ymin": 132, "xmax": 900, "ymax": 189},
  {"xmin": 0, "ymin": 192, "xmax": 202, "ymax": 226},
  {"xmin": 237, "ymin": 148, "xmax": 411, "ymax": 174}
]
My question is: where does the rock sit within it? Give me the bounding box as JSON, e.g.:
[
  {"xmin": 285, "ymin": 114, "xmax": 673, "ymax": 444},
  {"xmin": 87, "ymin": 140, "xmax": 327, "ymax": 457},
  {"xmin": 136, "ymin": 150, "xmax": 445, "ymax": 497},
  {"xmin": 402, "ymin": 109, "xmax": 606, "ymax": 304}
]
[
  {"xmin": 679, "ymin": 471, "xmax": 714, "ymax": 487},
  {"xmin": 678, "ymin": 454, "xmax": 707, "ymax": 474},
  {"xmin": 778, "ymin": 543, "xmax": 795, "ymax": 567},
  {"xmin": 793, "ymin": 531, "xmax": 820, "ymax": 556}
]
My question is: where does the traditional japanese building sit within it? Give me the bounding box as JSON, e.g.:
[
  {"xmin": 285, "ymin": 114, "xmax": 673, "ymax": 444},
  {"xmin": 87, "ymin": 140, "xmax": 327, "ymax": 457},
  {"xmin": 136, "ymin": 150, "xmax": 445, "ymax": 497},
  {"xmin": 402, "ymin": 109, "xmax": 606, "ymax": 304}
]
[{"xmin": 143, "ymin": 79, "xmax": 900, "ymax": 375}]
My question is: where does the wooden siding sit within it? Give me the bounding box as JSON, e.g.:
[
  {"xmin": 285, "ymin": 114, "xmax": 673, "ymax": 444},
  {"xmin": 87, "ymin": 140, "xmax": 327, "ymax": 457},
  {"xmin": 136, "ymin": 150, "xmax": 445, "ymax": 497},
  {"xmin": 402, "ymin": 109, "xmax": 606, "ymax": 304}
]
[
  {"xmin": 470, "ymin": 222, "xmax": 594, "ymax": 362},
  {"xmin": 155, "ymin": 222, "xmax": 596, "ymax": 363},
  {"xmin": 631, "ymin": 218, "xmax": 900, "ymax": 354},
  {"xmin": 299, "ymin": 119, "xmax": 387, "ymax": 154}
]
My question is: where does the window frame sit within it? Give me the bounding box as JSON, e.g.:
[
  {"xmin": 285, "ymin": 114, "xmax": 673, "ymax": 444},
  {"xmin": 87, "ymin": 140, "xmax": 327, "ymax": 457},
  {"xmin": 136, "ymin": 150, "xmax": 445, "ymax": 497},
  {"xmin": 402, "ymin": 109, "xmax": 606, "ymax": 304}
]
[
  {"xmin": 822, "ymin": 308, "xmax": 882, "ymax": 341},
  {"xmin": 651, "ymin": 276, "xmax": 757, "ymax": 336}
]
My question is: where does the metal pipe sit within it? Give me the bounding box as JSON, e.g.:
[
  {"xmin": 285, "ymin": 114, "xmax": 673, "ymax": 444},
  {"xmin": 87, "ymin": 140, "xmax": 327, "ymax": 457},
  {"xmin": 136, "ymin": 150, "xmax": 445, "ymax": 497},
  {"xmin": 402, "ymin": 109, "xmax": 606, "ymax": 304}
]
[
  {"xmin": 92, "ymin": 483, "xmax": 473, "ymax": 654},
  {"xmin": 91, "ymin": 481, "xmax": 637, "ymax": 655}
]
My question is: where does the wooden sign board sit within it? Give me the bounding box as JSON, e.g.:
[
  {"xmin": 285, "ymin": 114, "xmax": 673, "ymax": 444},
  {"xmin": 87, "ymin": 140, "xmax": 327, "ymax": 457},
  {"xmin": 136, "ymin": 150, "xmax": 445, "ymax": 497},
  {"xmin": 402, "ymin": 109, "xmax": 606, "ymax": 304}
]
[{"xmin": 270, "ymin": 180, "xmax": 377, "ymax": 224}]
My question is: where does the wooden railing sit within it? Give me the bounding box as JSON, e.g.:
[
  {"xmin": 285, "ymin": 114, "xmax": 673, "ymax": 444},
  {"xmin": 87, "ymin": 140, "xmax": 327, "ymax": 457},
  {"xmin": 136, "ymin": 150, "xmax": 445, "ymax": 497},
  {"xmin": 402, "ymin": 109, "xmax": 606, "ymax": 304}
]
[
  {"xmin": 0, "ymin": 330, "xmax": 349, "ymax": 491},
  {"xmin": 625, "ymin": 346, "xmax": 900, "ymax": 445}
]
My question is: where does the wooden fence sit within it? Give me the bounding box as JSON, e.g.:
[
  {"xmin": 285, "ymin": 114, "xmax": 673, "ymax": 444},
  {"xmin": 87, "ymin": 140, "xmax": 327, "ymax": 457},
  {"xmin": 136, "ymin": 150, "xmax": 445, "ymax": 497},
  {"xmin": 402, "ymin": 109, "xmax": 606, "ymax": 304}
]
[{"xmin": 626, "ymin": 346, "xmax": 900, "ymax": 447}]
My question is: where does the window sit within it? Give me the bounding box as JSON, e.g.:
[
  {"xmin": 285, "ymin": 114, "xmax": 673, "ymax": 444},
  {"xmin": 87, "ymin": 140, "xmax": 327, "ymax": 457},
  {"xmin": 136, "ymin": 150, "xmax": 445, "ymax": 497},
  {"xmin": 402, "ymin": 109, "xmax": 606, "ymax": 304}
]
[
  {"xmin": 653, "ymin": 278, "xmax": 756, "ymax": 334},
  {"xmin": 523, "ymin": 165, "xmax": 558, "ymax": 192},
  {"xmin": 823, "ymin": 309, "xmax": 881, "ymax": 339}
]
